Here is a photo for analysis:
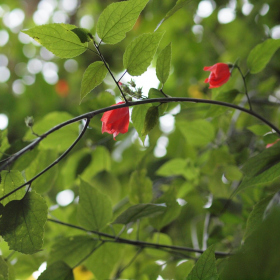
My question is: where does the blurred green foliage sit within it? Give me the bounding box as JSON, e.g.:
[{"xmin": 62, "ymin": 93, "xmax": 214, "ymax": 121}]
[{"xmin": 1, "ymin": 0, "xmax": 280, "ymax": 279}]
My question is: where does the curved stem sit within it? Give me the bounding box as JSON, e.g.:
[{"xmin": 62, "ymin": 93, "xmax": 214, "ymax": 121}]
[
  {"xmin": 72, "ymin": 241, "xmax": 105, "ymax": 269},
  {"xmin": 118, "ymin": 70, "xmax": 127, "ymax": 83},
  {"xmin": 1, "ymin": 97, "xmax": 280, "ymax": 172},
  {"xmin": 113, "ymin": 247, "xmax": 143, "ymax": 279},
  {"xmin": 0, "ymin": 118, "xmax": 90, "ymax": 202},
  {"xmin": 48, "ymin": 218, "xmax": 230, "ymax": 257},
  {"xmin": 234, "ymin": 65, "xmax": 252, "ymax": 111},
  {"xmin": 93, "ymin": 42, "xmax": 128, "ymax": 103}
]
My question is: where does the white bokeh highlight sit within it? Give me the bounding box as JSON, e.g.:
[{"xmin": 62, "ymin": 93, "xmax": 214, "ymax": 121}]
[
  {"xmin": 56, "ymin": 189, "xmax": 75, "ymax": 206},
  {"xmin": 0, "ymin": 114, "xmax": 8, "ymax": 130}
]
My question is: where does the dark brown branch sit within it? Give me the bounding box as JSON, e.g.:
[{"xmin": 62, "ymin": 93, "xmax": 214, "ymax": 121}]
[
  {"xmin": 47, "ymin": 218, "xmax": 231, "ymax": 257},
  {"xmin": 0, "ymin": 118, "xmax": 90, "ymax": 202},
  {"xmin": 1, "ymin": 97, "xmax": 280, "ymax": 173}
]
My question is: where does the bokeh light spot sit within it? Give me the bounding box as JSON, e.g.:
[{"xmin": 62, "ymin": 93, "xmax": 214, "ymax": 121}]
[
  {"xmin": 64, "ymin": 59, "xmax": 78, "ymax": 72},
  {"xmin": 260, "ymin": 3, "xmax": 269, "ymax": 16},
  {"xmin": 0, "ymin": 114, "xmax": 8, "ymax": 130},
  {"xmin": 197, "ymin": 0, "xmax": 214, "ymax": 18},
  {"xmin": 154, "ymin": 136, "xmax": 169, "ymax": 158},
  {"xmin": 3, "ymin": 9, "xmax": 25, "ymax": 30},
  {"xmin": 56, "ymin": 189, "xmax": 75, "ymax": 206},
  {"xmin": 271, "ymin": 25, "xmax": 280, "ymax": 39},
  {"xmin": 242, "ymin": 2, "xmax": 254, "ymax": 16},
  {"xmin": 0, "ymin": 30, "xmax": 9, "ymax": 46},
  {"xmin": 0, "ymin": 66, "xmax": 10, "ymax": 82},
  {"xmin": 52, "ymin": 11, "xmax": 69, "ymax": 23},
  {"xmin": 159, "ymin": 114, "xmax": 175, "ymax": 134},
  {"xmin": 80, "ymin": 15, "xmax": 94, "ymax": 30},
  {"xmin": 12, "ymin": 79, "xmax": 25, "ymax": 95},
  {"xmin": 61, "ymin": 0, "xmax": 78, "ymax": 13},
  {"xmin": 218, "ymin": 8, "xmax": 236, "ymax": 24},
  {"xmin": 0, "ymin": 54, "xmax": 8, "ymax": 67},
  {"xmin": 27, "ymin": 59, "xmax": 43, "ymax": 74}
]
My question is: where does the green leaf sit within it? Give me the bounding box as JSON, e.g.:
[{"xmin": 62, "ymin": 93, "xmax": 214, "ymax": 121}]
[
  {"xmin": 23, "ymin": 112, "xmax": 79, "ymax": 152},
  {"xmin": 0, "ymin": 256, "xmax": 8, "ymax": 280},
  {"xmin": 148, "ymin": 88, "xmax": 165, "ymax": 101},
  {"xmin": 0, "ymin": 191, "xmax": 48, "ymax": 254},
  {"xmin": 155, "ymin": 0, "xmax": 189, "ymax": 31},
  {"xmin": 49, "ymin": 235, "xmax": 98, "ymax": 267},
  {"xmin": 146, "ymin": 233, "xmax": 172, "ymax": 258},
  {"xmin": 80, "ymin": 61, "xmax": 108, "ymax": 103},
  {"xmin": 71, "ymin": 27, "xmax": 93, "ymax": 43},
  {"xmin": 97, "ymin": 0, "xmax": 149, "ymax": 44},
  {"xmin": 244, "ymin": 195, "xmax": 273, "ymax": 240},
  {"xmin": 25, "ymin": 150, "xmax": 58, "ymax": 194},
  {"xmin": 90, "ymin": 171, "xmax": 121, "ymax": 204},
  {"xmin": 113, "ymin": 203, "xmax": 166, "ymax": 224},
  {"xmin": 7, "ymin": 263, "xmax": 15, "ymax": 280},
  {"xmin": 38, "ymin": 261, "xmax": 74, "ymax": 280},
  {"xmin": 77, "ymin": 178, "xmax": 112, "ymax": 231},
  {"xmin": 156, "ymin": 43, "xmax": 172, "ymax": 85},
  {"xmin": 0, "ymin": 170, "xmax": 26, "ymax": 206},
  {"xmin": 86, "ymin": 242, "xmax": 121, "ymax": 280},
  {"xmin": 220, "ymin": 209, "xmax": 280, "ymax": 280},
  {"xmin": 141, "ymin": 106, "xmax": 159, "ymax": 137},
  {"xmin": 22, "ymin": 23, "xmax": 88, "ymax": 58},
  {"xmin": 247, "ymin": 124, "xmax": 271, "ymax": 136},
  {"xmin": 263, "ymin": 133, "xmax": 279, "ymax": 145},
  {"xmin": 247, "ymin": 39, "xmax": 280, "ymax": 74},
  {"xmin": 0, "ymin": 129, "xmax": 10, "ymax": 157},
  {"xmin": 0, "ymin": 203, "xmax": 3, "ymax": 215},
  {"xmin": 149, "ymin": 188, "xmax": 181, "ymax": 230},
  {"xmin": 81, "ymin": 146, "xmax": 111, "ymax": 181},
  {"xmin": 13, "ymin": 254, "xmax": 45, "ymax": 279},
  {"xmin": 205, "ymin": 90, "xmax": 239, "ymax": 118},
  {"xmin": 123, "ymin": 32, "xmax": 165, "ymax": 76},
  {"xmin": 129, "ymin": 169, "xmax": 153, "ymax": 204},
  {"xmin": 177, "ymin": 119, "xmax": 215, "ymax": 147},
  {"xmin": 131, "ymin": 104, "xmax": 150, "ymax": 143},
  {"xmin": 224, "ymin": 165, "xmax": 243, "ymax": 181},
  {"xmin": 156, "ymin": 158, "xmax": 199, "ymax": 181},
  {"xmin": 61, "ymin": 148, "xmax": 91, "ymax": 189},
  {"xmin": 148, "ymin": 88, "xmax": 168, "ymax": 115},
  {"xmin": 187, "ymin": 245, "xmax": 218, "ymax": 280},
  {"xmin": 238, "ymin": 141, "xmax": 280, "ymax": 192}
]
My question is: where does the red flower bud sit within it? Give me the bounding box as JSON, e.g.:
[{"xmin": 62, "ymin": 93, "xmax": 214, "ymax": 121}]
[
  {"xmin": 101, "ymin": 102, "xmax": 129, "ymax": 140},
  {"xmin": 55, "ymin": 79, "xmax": 69, "ymax": 97},
  {"xmin": 266, "ymin": 139, "xmax": 280, "ymax": 148},
  {"xmin": 203, "ymin": 63, "xmax": 231, "ymax": 89}
]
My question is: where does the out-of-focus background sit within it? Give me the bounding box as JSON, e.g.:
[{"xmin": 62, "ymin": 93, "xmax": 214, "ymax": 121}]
[{"xmin": 1, "ymin": 0, "xmax": 280, "ymax": 279}]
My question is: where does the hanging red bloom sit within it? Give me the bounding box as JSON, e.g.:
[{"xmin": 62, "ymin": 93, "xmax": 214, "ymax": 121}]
[
  {"xmin": 203, "ymin": 63, "xmax": 231, "ymax": 88},
  {"xmin": 101, "ymin": 101, "xmax": 129, "ymax": 140}
]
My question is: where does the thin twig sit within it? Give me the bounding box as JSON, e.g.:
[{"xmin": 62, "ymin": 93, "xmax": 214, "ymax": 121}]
[
  {"xmin": 72, "ymin": 241, "xmax": 105, "ymax": 269},
  {"xmin": 5, "ymin": 251, "xmax": 16, "ymax": 261},
  {"xmin": 47, "ymin": 218, "xmax": 231, "ymax": 257},
  {"xmin": 118, "ymin": 70, "xmax": 127, "ymax": 83},
  {"xmin": 113, "ymin": 247, "xmax": 143, "ymax": 279},
  {"xmin": 234, "ymin": 65, "xmax": 252, "ymax": 111},
  {"xmin": 0, "ymin": 118, "xmax": 90, "ymax": 202},
  {"xmin": 93, "ymin": 42, "xmax": 128, "ymax": 103}
]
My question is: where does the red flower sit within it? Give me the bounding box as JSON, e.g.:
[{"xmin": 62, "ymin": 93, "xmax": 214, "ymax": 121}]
[
  {"xmin": 203, "ymin": 63, "xmax": 231, "ymax": 88},
  {"xmin": 101, "ymin": 102, "xmax": 129, "ymax": 140}
]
